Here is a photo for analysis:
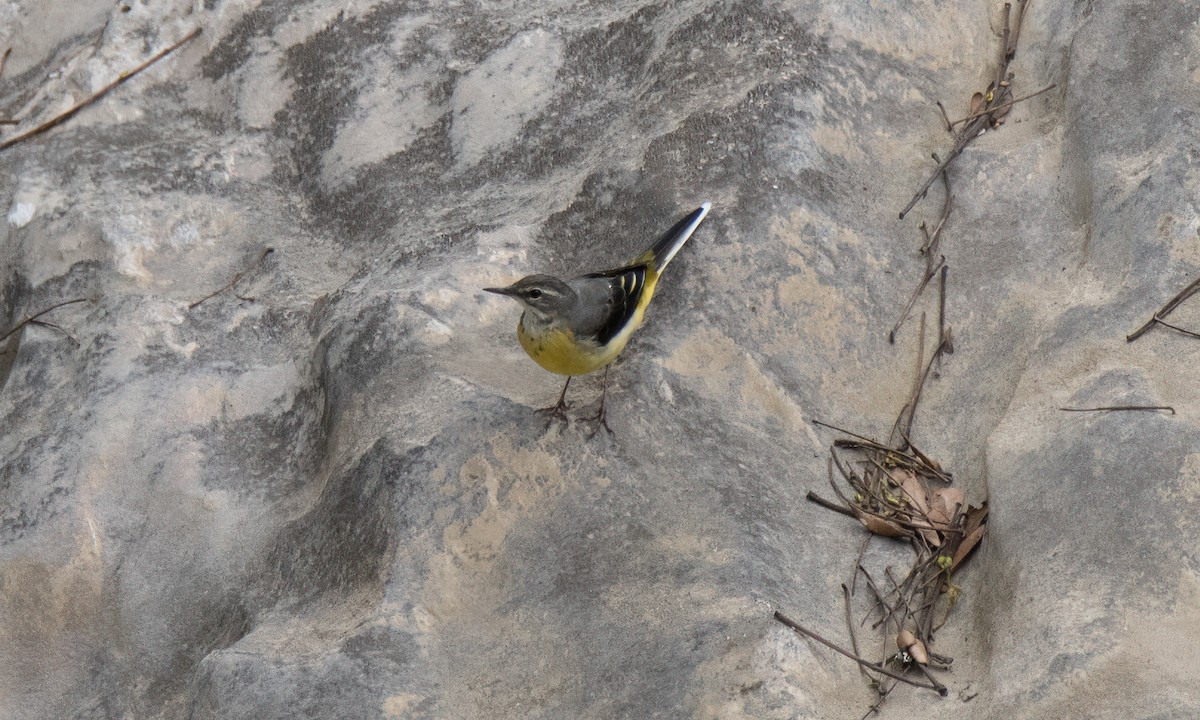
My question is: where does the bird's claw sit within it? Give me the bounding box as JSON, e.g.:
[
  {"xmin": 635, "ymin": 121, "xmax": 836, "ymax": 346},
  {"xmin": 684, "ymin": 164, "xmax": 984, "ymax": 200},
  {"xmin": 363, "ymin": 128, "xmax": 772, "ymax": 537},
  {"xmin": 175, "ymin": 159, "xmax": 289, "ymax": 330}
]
[
  {"xmin": 537, "ymin": 401, "xmax": 571, "ymax": 429},
  {"xmin": 581, "ymin": 407, "xmax": 614, "ymax": 438}
]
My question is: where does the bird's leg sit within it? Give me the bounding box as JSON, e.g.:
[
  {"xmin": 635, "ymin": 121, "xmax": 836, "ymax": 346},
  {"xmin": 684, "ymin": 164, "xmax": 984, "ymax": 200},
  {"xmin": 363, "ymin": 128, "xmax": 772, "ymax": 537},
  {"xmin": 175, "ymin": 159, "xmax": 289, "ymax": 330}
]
[
  {"xmin": 582, "ymin": 367, "xmax": 614, "ymax": 437},
  {"xmin": 537, "ymin": 376, "xmax": 572, "ymax": 427}
]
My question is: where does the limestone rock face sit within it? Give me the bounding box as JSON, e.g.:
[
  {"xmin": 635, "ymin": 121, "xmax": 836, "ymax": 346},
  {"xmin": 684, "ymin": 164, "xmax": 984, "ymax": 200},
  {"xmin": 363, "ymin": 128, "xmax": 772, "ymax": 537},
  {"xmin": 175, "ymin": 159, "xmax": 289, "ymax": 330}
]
[{"xmin": 1, "ymin": 0, "xmax": 1197, "ymax": 718}]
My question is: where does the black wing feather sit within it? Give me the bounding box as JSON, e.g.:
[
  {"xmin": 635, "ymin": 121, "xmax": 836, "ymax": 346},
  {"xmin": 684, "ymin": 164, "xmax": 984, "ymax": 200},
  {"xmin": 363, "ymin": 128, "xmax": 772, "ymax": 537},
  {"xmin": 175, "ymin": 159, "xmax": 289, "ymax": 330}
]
[{"xmin": 582, "ymin": 264, "xmax": 648, "ymax": 345}]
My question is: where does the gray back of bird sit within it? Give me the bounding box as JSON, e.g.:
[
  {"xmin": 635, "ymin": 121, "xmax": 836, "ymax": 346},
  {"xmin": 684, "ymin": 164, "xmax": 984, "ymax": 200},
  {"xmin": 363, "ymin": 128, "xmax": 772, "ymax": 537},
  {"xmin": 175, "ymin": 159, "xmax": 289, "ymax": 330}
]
[{"xmin": 564, "ymin": 276, "xmax": 623, "ymax": 343}]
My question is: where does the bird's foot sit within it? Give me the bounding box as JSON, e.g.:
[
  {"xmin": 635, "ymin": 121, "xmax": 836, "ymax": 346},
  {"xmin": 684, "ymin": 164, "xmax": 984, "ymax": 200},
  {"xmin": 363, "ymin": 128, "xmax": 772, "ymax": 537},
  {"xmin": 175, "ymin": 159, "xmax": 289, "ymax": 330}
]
[
  {"xmin": 580, "ymin": 405, "xmax": 614, "ymax": 438},
  {"xmin": 536, "ymin": 400, "xmax": 571, "ymax": 429}
]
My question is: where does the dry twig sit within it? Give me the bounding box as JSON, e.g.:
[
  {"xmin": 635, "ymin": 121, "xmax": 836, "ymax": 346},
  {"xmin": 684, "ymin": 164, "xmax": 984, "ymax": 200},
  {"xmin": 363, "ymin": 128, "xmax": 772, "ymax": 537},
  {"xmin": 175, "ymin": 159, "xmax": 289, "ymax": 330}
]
[
  {"xmin": 0, "ymin": 28, "xmax": 202, "ymax": 153},
  {"xmin": 188, "ymin": 246, "xmax": 274, "ymax": 309},
  {"xmin": 773, "ymin": 611, "xmax": 948, "ymax": 695},
  {"xmin": 948, "ymin": 84, "xmax": 1056, "ymax": 126},
  {"xmin": 1127, "ymin": 275, "xmax": 1200, "ymax": 342},
  {"xmin": 891, "ymin": 162, "xmax": 951, "ymax": 343},
  {"xmin": 1059, "ymin": 405, "xmax": 1175, "ymax": 415},
  {"xmin": 900, "ymin": 0, "xmax": 1037, "ymax": 219},
  {"xmin": 0, "ymin": 298, "xmax": 91, "ymax": 344}
]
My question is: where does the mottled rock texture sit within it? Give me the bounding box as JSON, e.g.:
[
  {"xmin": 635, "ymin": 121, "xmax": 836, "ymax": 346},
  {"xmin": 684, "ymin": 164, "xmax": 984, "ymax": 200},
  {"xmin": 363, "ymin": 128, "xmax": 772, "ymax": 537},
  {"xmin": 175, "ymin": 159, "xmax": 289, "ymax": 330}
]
[{"xmin": 0, "ymin": 0, "xmax": 1198, "ymax": 718}]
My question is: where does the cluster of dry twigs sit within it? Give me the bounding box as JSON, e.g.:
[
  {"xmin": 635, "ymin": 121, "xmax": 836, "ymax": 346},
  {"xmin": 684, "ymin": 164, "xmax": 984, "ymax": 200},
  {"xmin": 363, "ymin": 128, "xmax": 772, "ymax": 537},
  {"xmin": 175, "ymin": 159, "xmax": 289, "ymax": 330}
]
[
  {"xmin": 807, "ymin": 411, "xmax": 987, "ymax": 696},
  {"xmin": 772, "ymin": 2, "xmax": 1058, "ymax": 716},
  {"xmin": 786, "ymin": 301, "xmax": 985, "ymax": 711},
  {"xmin": 0, "ymin": 21, "xmax": 257, "ymax": 345},
  {"xmin": 899, "ymin": 0, "xmax": 1049, "ymax": 221}
]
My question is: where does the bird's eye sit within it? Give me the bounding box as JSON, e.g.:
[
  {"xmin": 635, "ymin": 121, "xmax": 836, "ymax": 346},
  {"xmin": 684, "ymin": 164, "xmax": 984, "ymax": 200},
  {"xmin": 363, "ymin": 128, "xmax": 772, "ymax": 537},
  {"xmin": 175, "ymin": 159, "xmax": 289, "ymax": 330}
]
[{"xmin": 527, "ymin": 288, "xmax": 543, "ymax": 299}]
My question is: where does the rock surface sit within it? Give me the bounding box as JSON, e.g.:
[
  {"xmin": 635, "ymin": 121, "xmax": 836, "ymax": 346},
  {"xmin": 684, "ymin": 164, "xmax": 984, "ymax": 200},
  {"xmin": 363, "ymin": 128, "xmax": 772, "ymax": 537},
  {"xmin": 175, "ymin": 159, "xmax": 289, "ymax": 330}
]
[{"xmin": 1, "ymin": 0, "xmax": 1198, "ymax": 718}]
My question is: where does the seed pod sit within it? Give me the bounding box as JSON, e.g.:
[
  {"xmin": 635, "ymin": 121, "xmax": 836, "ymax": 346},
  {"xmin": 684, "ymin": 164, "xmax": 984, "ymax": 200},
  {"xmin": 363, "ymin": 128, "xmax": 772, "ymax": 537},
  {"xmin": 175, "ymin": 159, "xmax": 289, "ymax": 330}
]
[{"xmin": 895, "ymin": 629, "xmax": 929, "ymax": 665}]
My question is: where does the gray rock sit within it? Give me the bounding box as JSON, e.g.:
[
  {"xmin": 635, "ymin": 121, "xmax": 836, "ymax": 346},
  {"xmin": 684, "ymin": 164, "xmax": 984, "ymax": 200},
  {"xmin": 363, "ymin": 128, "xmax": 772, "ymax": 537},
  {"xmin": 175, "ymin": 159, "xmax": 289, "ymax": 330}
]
[{"xmin": 1, "ymin": 0, "xmax": 1197, "ymax": 718}]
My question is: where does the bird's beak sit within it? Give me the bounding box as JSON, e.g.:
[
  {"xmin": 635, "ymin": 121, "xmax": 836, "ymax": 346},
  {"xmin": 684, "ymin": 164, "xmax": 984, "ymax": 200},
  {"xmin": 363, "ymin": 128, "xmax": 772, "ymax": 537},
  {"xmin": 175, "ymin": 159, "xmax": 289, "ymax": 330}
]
[{"xmin": 484, "ymin": 285, "xmax": 516, "ymax": 296}]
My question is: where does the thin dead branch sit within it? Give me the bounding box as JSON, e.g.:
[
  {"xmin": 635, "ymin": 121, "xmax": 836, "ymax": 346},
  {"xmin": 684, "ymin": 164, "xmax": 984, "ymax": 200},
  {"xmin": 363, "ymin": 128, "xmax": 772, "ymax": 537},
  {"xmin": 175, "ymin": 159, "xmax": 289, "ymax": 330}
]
[
  {"xmin": 892, "ymin": 159, "xmax": 951, "ymax": 343},
  {"xmin": 948, "ymin": 84, "xmax": 1056, "ymax": 126},
  {"xmin": 900, "ymin": 0, "xmax": 1039, "ymax": 219},
  {"xmin": 773, "ymin": 611, "xmax": 948, "ymax": 695},
  {"xmin": 1059, "ymin": 405, "xmax": 1175, "ymax": 415},
  {"xmin": 1150, "ymin": 319, "xmax": 1200, "ymax": 340},
  {"xmin": 844, "ymin": 583, "xmax": 877, "ymax": 688},
  {"xmin": 0, "ymin": 298, "xmax": 91, "ymax": 344},
  {"xmin": 806, "ymin": 491, "xmax": 856, "ymax": 519},
  {"xmin": 890, "ymin": 256, "xmax": 945, "ymax": 345},
  {"xmin": 934, "ymin": 265, "xmax": 953, "ymax": 376},
  {"xmin": 892, "ymin": 314, "xmax": 927, "ymax": 446},
  {"xmin": 28, "ymin": 319, "xmax": 79, "ymax": 346},
  {"xmin": 188, "ymin": 246, "xmax": 274, "ymax": 309},
  {"xmin": 0, "ymin": 28, "xmax": 202, "ymax": 153},
  {"xmin": 813, "ymin": 419, "xmax": 881, "ymax": 445},
  {"xmin": 1127, "ymin": 275, "xmax": 1200, "ymax": 342},
  {"xmin": 935, "ymin": 101, "xmax": 953, "ymax": 133},
  {"xmin": 851, "ymin": 534, "xmax": 871, "ymax": 596}
]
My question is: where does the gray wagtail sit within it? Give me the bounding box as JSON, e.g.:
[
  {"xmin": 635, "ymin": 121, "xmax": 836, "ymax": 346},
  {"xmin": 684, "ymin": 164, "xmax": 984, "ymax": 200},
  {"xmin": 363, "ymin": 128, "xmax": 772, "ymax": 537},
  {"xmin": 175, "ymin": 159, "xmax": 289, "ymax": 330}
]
[{"xmin": 485, "ymin": 202, "xmax": 711, "ymax": 432}]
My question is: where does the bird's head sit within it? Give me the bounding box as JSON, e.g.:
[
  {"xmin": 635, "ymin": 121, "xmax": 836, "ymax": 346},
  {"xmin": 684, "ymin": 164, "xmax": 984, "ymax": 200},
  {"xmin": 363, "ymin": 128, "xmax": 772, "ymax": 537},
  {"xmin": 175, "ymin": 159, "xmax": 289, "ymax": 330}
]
[{"xmin": 484, "ymin": 275, "xmax": 577, "ymax": 321}]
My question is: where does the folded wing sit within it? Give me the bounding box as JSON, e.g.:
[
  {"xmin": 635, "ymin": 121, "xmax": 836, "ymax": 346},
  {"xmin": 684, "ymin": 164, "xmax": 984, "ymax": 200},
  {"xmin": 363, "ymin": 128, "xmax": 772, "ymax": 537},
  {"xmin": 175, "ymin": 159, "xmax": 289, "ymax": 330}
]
[{"xmin": 572, "ymin": 265, "xmax": 650, "ymax": 346}]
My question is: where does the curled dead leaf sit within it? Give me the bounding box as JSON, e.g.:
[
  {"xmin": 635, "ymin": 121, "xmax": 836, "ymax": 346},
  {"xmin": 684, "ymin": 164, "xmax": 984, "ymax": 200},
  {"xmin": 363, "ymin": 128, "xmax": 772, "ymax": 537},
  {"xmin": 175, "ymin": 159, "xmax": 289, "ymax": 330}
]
[
  {"xmin": 963, "ymin": 503, "xmax": 988, "ymax": 535},
  {"xmin": 920, "ymin": 528, "xmax": 942, "ymax": 548},
  {"xmin": 906, "ymin": 442, "xmax": 950, "ymax": 480},
  {"xmin": 896, "ymin": 629, "xmax": 929, "ymax": 665},
  {"xmin": 894, "ymin": 469, "xmax": 930, "ymax": 516},
  {"xmin": 928, "ymin": 487, "xmax": 965, "ymax": 525},
  {"xmin": 964, "ymin": 504, "xmax": 984, "ymax": 530},
  {"xmin": 969, "ymin": 91, "xmax": 985, "ymax": 116},
  {"xmin": 856, "ymin": 510, "xmax": 908, "ymax": 538},
  {"xmin": 951, "ymin": 523, "xmax": 987, "ymax": 572}
]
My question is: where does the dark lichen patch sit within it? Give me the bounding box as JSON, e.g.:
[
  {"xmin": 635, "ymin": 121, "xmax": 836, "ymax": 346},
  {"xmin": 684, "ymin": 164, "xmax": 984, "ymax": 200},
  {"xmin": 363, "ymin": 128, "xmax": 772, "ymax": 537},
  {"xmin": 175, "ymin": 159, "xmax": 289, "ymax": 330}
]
[
  {"xmin": 199, "ymin": 4, "xmax": 288, "ymax": 80},
  {"xmin": 257, "ymin": 438, "xmax": 409, "ymax": 606}
]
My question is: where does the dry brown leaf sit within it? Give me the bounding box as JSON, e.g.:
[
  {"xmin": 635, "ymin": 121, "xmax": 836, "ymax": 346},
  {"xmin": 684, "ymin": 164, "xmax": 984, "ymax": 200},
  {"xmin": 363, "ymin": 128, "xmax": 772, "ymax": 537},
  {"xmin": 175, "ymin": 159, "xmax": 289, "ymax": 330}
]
[
  {"xmin": 928, "ymin": 487, "xmax": 965, "ymax": 525},
  {"xmin": 969, "ymin": 91, "xmax": 985, "ymax": 116},
  {"xmin": 856, "ymin": 511, "xmax": 908, "ymax": 538},
  {"xmin": 895, "ymin": 469, "xmax": 929, "ymax": 516},
  {"xmin": 936, "ymin": 486, "xmax": 965, "ymax": 509},
  {"xmin": 962, "ymin": 503, "xmax": 988, "ymax": 536},
  {"xmin": 906, "ymin": 441, "xmax": 949, "ymax": 479},
  {"xmin": 920, "ymin": 528, "xmax": 942, "ymax": 548},
  {"xmin": 951, "ymin": 523, "xmax": 986, "ymax": 572}
]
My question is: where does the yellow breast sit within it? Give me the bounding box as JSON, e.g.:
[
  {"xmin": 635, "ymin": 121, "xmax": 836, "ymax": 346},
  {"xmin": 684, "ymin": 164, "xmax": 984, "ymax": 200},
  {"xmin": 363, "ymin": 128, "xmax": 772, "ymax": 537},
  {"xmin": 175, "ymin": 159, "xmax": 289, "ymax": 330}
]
[{"xmin": 518, "ymin": 319, "xmax": 630, "ymax": 376}]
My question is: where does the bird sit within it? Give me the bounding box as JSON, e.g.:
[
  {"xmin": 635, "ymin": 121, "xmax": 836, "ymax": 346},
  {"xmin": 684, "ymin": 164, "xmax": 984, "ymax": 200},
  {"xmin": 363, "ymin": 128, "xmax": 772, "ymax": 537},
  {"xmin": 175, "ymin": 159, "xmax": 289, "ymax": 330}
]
[{"xmin": 485, "ymin": 202, "xmax": 711, "ymax": 434}]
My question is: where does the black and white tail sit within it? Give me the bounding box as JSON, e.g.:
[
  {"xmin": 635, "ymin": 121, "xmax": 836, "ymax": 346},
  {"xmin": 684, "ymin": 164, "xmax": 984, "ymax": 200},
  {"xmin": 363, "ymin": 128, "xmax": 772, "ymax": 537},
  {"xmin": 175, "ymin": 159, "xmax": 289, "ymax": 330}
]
[{"xmin": 645, "ymin": 202, "xmax": 711, "ymax": 273}]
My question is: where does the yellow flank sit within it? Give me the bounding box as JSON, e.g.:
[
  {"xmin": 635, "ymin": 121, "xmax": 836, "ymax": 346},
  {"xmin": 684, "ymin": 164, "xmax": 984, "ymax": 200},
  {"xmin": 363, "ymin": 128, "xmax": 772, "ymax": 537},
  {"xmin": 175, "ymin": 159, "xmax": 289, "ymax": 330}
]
[{"xmin": 518, "ymin": 270, "xmax": 660, "ymax": 376}]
